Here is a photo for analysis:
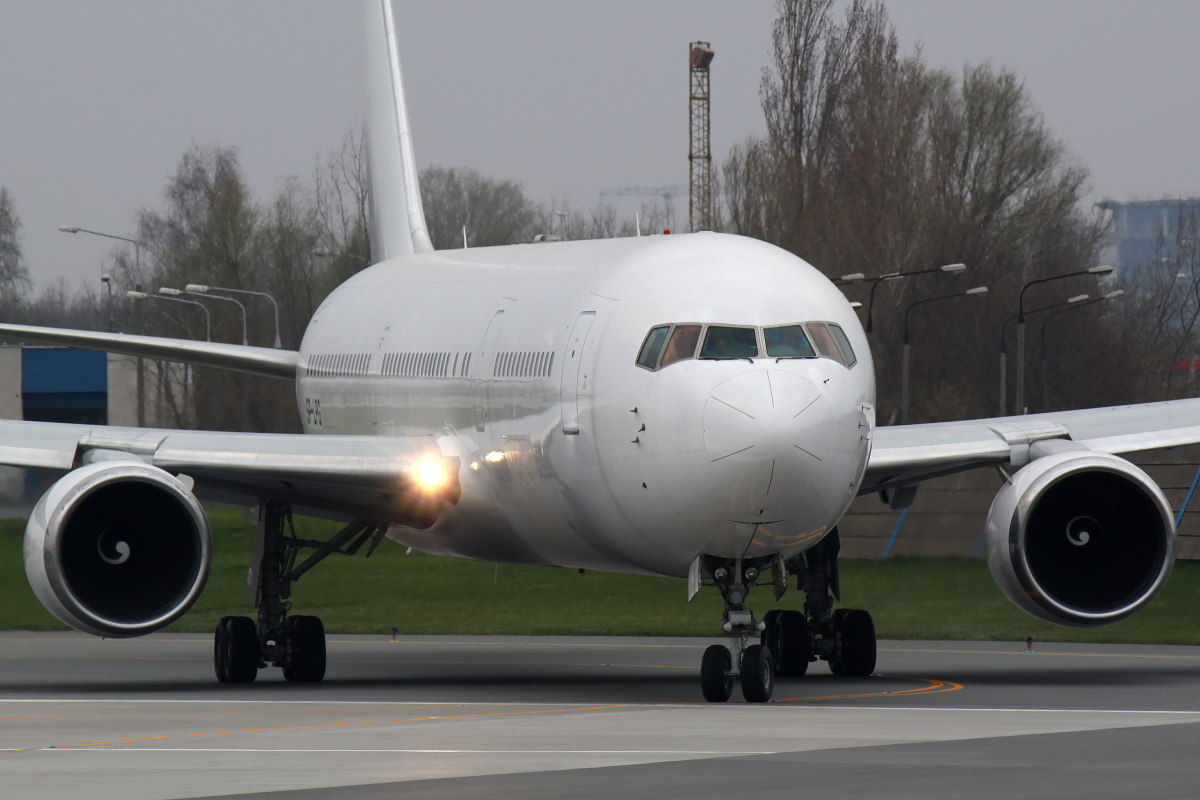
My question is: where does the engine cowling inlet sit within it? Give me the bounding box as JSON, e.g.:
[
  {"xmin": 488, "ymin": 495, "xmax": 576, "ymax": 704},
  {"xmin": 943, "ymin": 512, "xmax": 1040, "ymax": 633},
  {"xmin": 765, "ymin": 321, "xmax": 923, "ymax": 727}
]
[
  {"xmin": 24, "ymin": 461, "xmax": 212, "ymax": 638},
  {"xmin": 984, "ymin": 449, "xmax": 1175, "ymax": 627}
]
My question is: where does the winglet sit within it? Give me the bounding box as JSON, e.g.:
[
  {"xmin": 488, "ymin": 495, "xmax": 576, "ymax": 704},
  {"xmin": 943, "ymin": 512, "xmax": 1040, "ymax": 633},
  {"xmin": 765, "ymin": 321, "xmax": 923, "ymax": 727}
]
[{"xmin": 364, "ymin": 0, "xmax": 434, "ymax": 260}]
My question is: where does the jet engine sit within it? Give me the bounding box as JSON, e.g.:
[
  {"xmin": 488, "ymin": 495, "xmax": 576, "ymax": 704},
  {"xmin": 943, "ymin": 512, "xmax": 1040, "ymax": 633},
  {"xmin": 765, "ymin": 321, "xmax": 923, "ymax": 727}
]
[
  {"xmin": 24, "ymin": 461, "xmax": 212, "ymax": 638},
  {"xmin": 984, "ymin": 448, "xmax": 1175, "ymax": 627}
]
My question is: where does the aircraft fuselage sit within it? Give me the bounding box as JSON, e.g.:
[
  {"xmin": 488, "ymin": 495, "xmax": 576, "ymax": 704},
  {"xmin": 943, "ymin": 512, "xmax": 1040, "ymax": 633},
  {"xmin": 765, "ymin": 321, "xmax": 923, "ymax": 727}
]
[{"xmin": 297, "ymin": 232, "xmax": 875, "ymax": 578}]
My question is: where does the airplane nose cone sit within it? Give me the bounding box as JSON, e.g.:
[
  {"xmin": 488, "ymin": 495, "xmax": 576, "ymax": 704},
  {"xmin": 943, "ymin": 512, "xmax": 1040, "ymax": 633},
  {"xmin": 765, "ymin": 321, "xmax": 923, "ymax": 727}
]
[{"xmin": 703, "ymin": 369, "xmax": 831, "ymax": 521}]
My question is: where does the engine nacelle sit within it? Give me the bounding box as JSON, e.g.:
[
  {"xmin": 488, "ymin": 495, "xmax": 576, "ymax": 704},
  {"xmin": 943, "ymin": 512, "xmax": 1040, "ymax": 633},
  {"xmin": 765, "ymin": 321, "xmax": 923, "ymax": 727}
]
[
  {"xmin": 985, "ymin": 449, "xmax": 1175, "ymax": 627},
  {"xmin": 24, "ymin": 461, "xmax": 212, "ymax": 638}
]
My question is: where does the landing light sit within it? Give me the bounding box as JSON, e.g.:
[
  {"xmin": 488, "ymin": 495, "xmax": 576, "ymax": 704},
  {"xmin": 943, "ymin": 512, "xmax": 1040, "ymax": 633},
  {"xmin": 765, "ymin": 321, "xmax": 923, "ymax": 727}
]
[
  {"xmin": 417, "ymin": 459, "xmax": 448, "ymax": 490},
  {"xmin": 484, "ymin": 451, "xmax": 505, "ymax": 463}
]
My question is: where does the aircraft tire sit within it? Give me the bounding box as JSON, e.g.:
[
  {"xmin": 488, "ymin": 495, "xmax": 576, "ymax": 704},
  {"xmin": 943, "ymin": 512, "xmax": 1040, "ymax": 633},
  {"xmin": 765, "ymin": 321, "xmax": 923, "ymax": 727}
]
[
  {"xmin": 741, "ymin": 644, "xmax": 774, "ymax": 703},
  {"xmin": 213, "ymin": 615, "xmax": 234, "ymax": 683},
  {"xmin": 283, "ymin": 615, "xmax": 327, "ymax": 684},
  {"xmin": 700, "ymin": 644, "xmax": 733, "ymax": 702},
  {"xmin": 777, "ymin": 609, "xmax": 811, "ymax": 677},
  {"xmin": 223, "ymin": 616, "xmax": 260, "ymax": 684},
  {"xmin": 829, "ymin": 609, "xmax": 875, "ymax": 677}
]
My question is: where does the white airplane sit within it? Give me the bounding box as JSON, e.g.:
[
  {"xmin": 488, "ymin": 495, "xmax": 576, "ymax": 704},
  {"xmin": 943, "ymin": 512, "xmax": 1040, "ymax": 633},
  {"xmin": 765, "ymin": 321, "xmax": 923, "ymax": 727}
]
[{"xmin": 1, "ymin": 1, "xmax": 1196, "ymax": 702}]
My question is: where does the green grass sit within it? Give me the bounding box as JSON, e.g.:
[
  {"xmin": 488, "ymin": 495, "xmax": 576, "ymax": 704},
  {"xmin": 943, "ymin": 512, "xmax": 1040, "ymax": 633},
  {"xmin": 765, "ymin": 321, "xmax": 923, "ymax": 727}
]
[{"xmin": 5, "ymin": 506, "xmax": 1200, "ymax": 643}]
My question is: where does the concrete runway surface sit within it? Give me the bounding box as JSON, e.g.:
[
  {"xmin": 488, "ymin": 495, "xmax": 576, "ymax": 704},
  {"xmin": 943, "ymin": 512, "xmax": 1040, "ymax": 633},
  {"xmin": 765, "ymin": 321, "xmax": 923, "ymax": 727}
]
[{"xmin": 4, "ymin": 632, "xmax": 1200, "ymax": 799}]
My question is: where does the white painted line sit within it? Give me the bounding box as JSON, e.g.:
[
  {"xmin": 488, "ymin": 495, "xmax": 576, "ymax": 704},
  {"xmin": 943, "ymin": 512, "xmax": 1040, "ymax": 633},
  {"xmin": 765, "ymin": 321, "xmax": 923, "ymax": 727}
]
[{"xmin": 36, "ymin": 748, "xmax": 774, "ymax": 755}]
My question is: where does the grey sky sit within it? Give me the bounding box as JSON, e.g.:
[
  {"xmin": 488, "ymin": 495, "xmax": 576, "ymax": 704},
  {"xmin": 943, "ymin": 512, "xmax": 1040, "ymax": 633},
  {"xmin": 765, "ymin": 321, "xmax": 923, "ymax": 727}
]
[{"xmin": 2, "ymin": 1, "xmax": 1198, "ymax": 292}]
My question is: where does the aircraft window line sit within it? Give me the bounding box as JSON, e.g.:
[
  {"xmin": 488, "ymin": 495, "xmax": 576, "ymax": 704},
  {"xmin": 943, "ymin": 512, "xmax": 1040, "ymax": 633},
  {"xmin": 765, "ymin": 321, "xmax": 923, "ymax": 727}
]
[{"xmin": 635, "ymin": 321, "xmax": 858, "ymax": 370}]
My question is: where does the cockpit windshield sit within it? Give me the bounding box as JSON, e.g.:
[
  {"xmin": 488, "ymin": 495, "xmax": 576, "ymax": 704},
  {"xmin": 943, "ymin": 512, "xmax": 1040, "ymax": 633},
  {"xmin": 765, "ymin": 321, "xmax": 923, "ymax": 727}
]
[
  {"xmin": 764, "ymin": 324, "xmax": 817, "ymax": 358},
  {"xmin": 699, "ymin": 326, "xmax": 759, "ymax": 359},
  {"xmin": 635, "ymin": 321, "xmax": 856, "ymax": 371},
  {"xmin": 660, "ymin": 325, "xmax": 702, "ymax": 367}
]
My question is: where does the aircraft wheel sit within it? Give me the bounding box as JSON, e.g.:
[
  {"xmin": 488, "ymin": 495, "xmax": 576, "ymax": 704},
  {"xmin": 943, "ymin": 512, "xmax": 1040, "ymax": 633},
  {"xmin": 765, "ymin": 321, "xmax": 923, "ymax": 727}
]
[
  {"xmin": 777, "ymin": 609, "xmax": 811, "ymax": 678},
  {"xmin": 283, "ymin": 615, "xmax": 327, "ymax": 684},
  {"xmin": 829, "ymin": 609, "xmax": 875, "ymax": 677},
  {"xmin": 700, "ymin": 644, "xmax": 733, "ymax": 702},
  {"xmin": 222, "ymin": 616, "xmax": 259, "ymax": 684},
  {"xmin": 213, "ymin": 616, "xmax": 234, "ymax": 683},
  {"xmin": 741, "ymin": 644, "xmax": 774, "ymax": 703}
]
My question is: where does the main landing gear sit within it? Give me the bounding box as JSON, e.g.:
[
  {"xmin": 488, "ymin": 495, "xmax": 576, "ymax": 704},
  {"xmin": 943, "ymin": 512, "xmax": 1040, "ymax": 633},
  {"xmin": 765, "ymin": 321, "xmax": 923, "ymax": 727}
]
[
  {"xmin": 215, "ymin": 501, "xmax": 388, "ymax": 685},
  {"xmin": 698, "ymin": 529, "xmax": 876, "ymax": 703}
]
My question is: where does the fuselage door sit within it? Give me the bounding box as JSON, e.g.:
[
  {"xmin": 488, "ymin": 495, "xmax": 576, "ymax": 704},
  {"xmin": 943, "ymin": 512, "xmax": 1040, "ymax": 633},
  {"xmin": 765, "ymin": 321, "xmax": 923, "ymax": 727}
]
[
  {"xmin": 473, "ymin": 310, "xmax": 505, "ymax": 432},
  {"xmin": 560, "ymin": 311, "xmax": 596, "ymax": 434}
]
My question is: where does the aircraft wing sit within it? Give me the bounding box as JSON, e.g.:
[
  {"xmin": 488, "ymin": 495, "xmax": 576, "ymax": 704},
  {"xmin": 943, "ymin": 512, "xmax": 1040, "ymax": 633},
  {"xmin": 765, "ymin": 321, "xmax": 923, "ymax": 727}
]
[
  {"xmin": 0, "ymin": 418, "xmax": 458, "ymax": 522},
  {"xmin": 862, "ymin": 397, "xmax": 1200, "ymax": 494},
  {"xmin": 0, "ymin": 323, "xmax": 298, "ymax": 380}
]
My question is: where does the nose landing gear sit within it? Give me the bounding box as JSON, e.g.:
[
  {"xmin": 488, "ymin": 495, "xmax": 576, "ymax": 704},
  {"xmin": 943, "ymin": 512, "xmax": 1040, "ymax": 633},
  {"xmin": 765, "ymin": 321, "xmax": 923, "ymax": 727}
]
[
  {"xmin": 697, "ymin": 529, "xmax": 877, "ymax": 703},
  {"xmin": 698, "ymin": 555, "xmax": 777, "ymax": 702}
]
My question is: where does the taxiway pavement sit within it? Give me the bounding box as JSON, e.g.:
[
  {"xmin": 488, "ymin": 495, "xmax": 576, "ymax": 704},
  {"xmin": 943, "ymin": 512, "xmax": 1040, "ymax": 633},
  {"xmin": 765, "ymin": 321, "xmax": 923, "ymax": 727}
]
[{"xmin": 3, "ymin": 632, "xmax": 1200, "ymax": 798}]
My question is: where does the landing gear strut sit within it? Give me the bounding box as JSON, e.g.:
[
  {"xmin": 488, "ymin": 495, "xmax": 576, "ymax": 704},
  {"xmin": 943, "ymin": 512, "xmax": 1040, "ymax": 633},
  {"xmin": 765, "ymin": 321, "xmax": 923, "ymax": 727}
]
[
  {"xmin": 214, "ymin": 501, "xmax": 387, "ymax": 684},
  {"xmin": 698, "ymin": 554, "xmax": 777, "ymax": 703},
  {"xmin": 697, "ymin": 529, "xmax": 877, "ymax": 702},
  {"xmin": 787, "ymin": 529, "xmax": 876, "ymax": 677}
]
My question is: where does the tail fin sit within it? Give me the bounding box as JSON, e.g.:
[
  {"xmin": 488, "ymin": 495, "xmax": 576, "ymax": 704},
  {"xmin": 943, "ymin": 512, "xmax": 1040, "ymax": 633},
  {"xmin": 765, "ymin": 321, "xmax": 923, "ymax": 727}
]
[{"xmin": 363, "ymin": 0, "xmax": 434, "ymax": 260}]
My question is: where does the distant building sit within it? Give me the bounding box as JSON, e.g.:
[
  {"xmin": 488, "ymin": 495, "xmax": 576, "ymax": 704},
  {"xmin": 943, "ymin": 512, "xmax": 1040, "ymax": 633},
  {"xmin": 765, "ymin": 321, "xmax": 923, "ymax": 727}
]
[
  {"xmin": 1099, "ymin": 198, "xmax": 1200, "ymax": 280},
  {"xmin": 0, "ymin": 346, "xmax": 184, "ymax": 511}
]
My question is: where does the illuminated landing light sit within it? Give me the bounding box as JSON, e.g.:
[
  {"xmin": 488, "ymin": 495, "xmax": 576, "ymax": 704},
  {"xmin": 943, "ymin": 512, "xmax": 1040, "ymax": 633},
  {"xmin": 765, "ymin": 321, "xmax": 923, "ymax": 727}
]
[
  {"xmin": 484, "ymin": 451, "xmax": 505, "ymax": 463},
  {"xmin": 417, "ymin": 459, "xmax": 448, "ymax": 490},
  {"xmin": 470, "ymin": 461, "xmax": 480, "ymax": 471}
]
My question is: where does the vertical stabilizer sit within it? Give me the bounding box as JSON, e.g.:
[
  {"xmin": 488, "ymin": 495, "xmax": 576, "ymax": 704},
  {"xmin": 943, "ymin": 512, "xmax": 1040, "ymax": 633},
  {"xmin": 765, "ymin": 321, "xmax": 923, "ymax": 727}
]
[{"xmin": 364, "ymin": 0, "xmax": 434, "ymax": 260}]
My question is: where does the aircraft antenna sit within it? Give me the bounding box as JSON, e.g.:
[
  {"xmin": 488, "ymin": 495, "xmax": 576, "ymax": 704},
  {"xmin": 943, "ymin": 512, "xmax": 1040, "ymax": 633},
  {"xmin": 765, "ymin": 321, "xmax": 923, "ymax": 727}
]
[{"xmin": 688, "ymin": 41, "xmax": 714, "ymax": 233}]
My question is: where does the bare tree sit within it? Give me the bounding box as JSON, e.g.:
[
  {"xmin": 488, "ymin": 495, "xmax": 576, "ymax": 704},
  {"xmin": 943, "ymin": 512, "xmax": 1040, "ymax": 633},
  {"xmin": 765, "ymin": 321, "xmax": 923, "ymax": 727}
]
[
  {"xmin": 0, "ymin": 187, "xmax": 32, "ymax": 310},
  {"xmin": 723, "ymin": 0, "xmax": 1109, "ymax": 422},
  {"xmin": 420, "ymin": 166, "xmax": 538, "ymax": 249}
]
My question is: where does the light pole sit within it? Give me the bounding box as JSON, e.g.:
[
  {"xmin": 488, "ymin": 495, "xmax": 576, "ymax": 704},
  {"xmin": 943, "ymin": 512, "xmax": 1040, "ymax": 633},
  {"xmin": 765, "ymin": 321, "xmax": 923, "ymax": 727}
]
[
  {"xmin": 185, "ymin": 284, "xmax": 281, "ymax": 348},
  {"xmin": 100, "ymin": 274, "xmax": 115, "ymax": 332},
  {"xmin": 1015, "ymin": 265, "xmax": 1113, "ymax": 414},
  {"xmin": 901, "ymin": 286, "xmax": 988, "ymax": 423},
  {"xmin": 1039, "ymin": 290, "xmax": 1124, "ymax": 410},
  {"xmin": 865, "ymin": 263, "xmax": 966, "ymax": 333},
  {"xmin": 998, "ymin": 294, "xmax": 1089, "ymax": 415},
  {"xmin": 162, "ymin": 287, "xmax": 247, "ymax": 345},
  {"xmin": 127, "ymin": 291, "xmax": 211, "ymax": 341},
  {"xmin": 60, "ymin": 225, "xmax": 146, "ymax": 425}
]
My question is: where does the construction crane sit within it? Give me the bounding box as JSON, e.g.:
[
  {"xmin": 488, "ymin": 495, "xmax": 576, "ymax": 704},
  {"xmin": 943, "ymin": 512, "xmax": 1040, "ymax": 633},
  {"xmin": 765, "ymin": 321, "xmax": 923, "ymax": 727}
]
[{"xmin": 689, "ymin": 41, "xmax": 714, "ymax": 233}]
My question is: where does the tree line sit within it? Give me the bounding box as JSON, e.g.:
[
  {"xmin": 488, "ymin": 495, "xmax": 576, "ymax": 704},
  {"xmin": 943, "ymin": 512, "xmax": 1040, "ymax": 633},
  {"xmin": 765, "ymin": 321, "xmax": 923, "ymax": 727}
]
[{"xmin": 0, "ymin": 0, "xmax": 1195, "ymax": 430}]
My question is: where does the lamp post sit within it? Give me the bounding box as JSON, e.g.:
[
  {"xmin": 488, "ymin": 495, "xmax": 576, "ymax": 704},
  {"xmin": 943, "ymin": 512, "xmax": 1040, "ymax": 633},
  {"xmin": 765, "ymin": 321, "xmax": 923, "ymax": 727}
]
[
  {"xmin": 60, "ymin": 225, "xmax": 146, "ymax": 425},
  {"xmin": 185, "ymin": 284, "xmax": 281, "ymax": 348},
  {"xmin": 162, "ymin": 287, "xmax": 247, "ymax": 345},
  {"xmin": 901, "ymin": 286, "xmax": 988, "ymax": 423},
  {"xmin": 127, "ymin": 291, "xmax": 211, "ymax": 341},
  {"xmin": 100, "ymin": 274, "xmax": 115, "ymax": 332},
  {"xmin": 998, "ymin": 294, "xmax": 1089, "ymax": 415},
  {"xmin": 1015, "ymin": 265, "xmax": 1113, "ymax": 415},
  {"xmin": 1039, "ymin": 290, "xmax": 1124, "ymax": 410},
  {"xmin": 865, "ymin": 263, "xmax": 966, "ymax": 333}
]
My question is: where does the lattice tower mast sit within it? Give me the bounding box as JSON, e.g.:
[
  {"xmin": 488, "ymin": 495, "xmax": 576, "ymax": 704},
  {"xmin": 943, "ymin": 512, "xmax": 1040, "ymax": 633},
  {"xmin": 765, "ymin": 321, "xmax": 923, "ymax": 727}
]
[{"xmin": 689, "ymin": 42, "xmax": 714, "ymax": 233}]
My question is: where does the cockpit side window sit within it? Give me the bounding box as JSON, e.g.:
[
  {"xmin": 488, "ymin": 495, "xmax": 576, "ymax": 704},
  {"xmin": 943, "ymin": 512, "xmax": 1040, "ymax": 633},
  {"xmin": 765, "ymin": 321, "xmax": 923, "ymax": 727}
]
[
  {"xmin": 807, "ymin": 322, "xmax": 848, "ymax": 367},
  {"xmin": 660, "ymin": 324, "xmax": 702, "ymax": 367},
  {"xmin": 827, "ymin": 323, "xmax": 857, "ymax": 368},
  {"xmin": 699, "ymin": 325, "xmax": 760, "ymax": 359},
  {"xmin": 636, "ymin": 325, "xmax": 671, "ymax": 370},
  {"xmin": 764, "ymin": 324, "xmax": 817, "ymax": 358}
]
